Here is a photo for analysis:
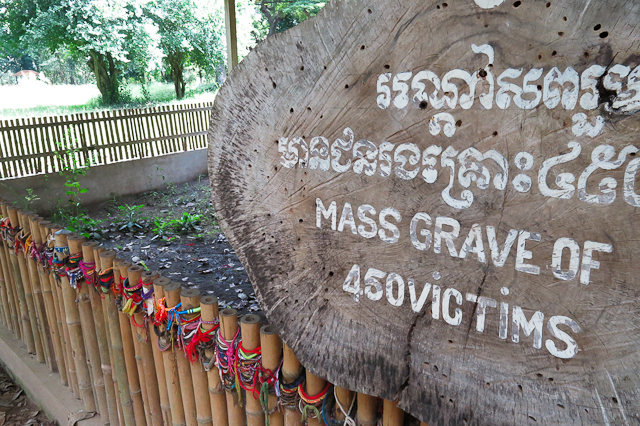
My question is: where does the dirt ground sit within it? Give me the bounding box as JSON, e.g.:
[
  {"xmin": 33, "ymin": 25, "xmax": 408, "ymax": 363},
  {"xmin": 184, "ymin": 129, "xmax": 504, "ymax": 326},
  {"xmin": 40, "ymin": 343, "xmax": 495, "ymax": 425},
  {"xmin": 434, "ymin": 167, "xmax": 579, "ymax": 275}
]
[
  {"xmin": 75, "ymin": 178, "xmax": 262, "ymax": 318},
  {"xmin": 0, "ymin": 365, "xmax": 55, "ymax": 425}
]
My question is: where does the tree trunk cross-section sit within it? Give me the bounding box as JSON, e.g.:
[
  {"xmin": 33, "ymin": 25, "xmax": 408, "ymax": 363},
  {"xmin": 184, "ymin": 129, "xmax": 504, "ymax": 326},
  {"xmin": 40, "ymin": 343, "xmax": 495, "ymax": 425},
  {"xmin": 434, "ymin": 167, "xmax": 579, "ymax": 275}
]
[{"xmin": 208, "ymin": 1, "xmax": 640, "ymax": 424}]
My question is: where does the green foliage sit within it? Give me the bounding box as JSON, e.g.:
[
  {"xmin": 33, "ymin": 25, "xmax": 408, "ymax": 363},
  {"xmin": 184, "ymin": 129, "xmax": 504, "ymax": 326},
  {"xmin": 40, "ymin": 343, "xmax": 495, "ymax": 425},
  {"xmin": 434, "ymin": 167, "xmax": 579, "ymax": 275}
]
[
  {"xmin": 53, "ymin": 136, "xmax": 91, "ymax": 216},
  {"xmin": 256, "ymin": 0, "xmax": 326, "ymax": 37},
  {"xmin": 64, "ymin": 214, "xmax": 104, "ymax": 240},
  {"xmin": 116, "ymin": 204, "xmax": 146, "ymax": 232},
  {"xmin": 24, "ymin": 188, "xmax": 40, "ymax": 210}
]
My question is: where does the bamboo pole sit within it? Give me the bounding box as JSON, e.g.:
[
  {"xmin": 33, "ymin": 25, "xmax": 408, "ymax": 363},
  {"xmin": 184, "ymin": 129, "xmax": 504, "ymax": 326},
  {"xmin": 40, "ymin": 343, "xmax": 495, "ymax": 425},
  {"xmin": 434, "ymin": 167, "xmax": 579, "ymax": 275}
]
[
  {"xmin": 165, "ymin": 283, "xmax": 197, "ymax": 426},
  {"xmin": 220, "ymin": 308, "xmax": 245, "ymax": 426},
  {"xmin": 6, "ymin": 206, "xmax": 35, "ymax": 354},
  {"xmin": 382, "ymin": 400, "xmax": 404, "ymax": 426},
  {"xmin": 68, "ymin": 235, "xmax": 108, "ymax": 420},
  {"xmin": 0, "ymin": 202, "xmax": 21, "ymax": 339},
  {"xmin": 241, "ymin": 314, "xmax": 264, "ymax": 426},
  {"xmin": 335, "ymin": 387, "xmax": 355, "ymax": 422},
  {"xmin": 21, "ymin": 212, "xmax": 51, "ymax": 367},
  {"xmin": 129, "ymin": 265, "xmax": 163, "ymax": 426},
  {"xmin": 181, "ymin": 288, "xmax": 213, "ymax": 426},
  {"xmin": 200, "ymin": 296, "xmax": 228, "ymax": 426},
  {"xmin": 15, "ymin": 210, "xmax": 44, "ymax": 363},
  {"xmin": 304, "ymin": 371, "xmax": 326, "ymax": 426},
  {"xmin": 34, "ymin": 218, "xmax": 67, "ymax": 385},
  {"xmin": 83, "ymin": 242, "xmax": 119, "ymax": 426},
  {"xmin": 143, "ymin": 271, "xmax": 171, "ymax": 426},
  {"xmin": 114, "ymin": 260, "xmax": 147, "ymax": 426},
  {"xmin": 45, "ymin": 222, "xmax": 77, "ymax": 396},
  {"xmin": 260, "ymin": 325, "xmax": 283, "ymax": 426},
  {"xmin": 155, "ymin": 279, "xmax": 186, "ymax": 426},
  {"xmin": 54, "ymin": 229, "xmax": 96, "ymax": 412},
  {"xmin": 100, "ymin": 250, "xmax": 136, "ymax": 426},
  {"xmin": 94, "ymin": 245, "xmax": 123, "ymax": 424},
  {"xmin": 0, "ymin": 199, "xmax": 10, "ymax": 330},
  {"xmin": 28, "ymin": 215, "xmax": 56, "ymax": 371},
  {"xmin": 356, "ymin": 393, "xmax": 378, "ymax": 426},
  {"xmin": 282, "ymin": 344, "xmax": 302, "ymax": 426}
]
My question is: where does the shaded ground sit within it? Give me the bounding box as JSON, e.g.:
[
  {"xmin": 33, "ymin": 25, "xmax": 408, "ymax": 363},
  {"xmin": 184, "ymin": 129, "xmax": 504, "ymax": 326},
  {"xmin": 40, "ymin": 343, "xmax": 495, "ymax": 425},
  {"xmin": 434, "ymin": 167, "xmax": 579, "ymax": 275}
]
[
  {"xmin": 62, "ymin": 178, "xmax": 261, "ymax": 317},
  {"xmin": 0, "ymin": 365, "xmax": 55, "ymax": 425}
]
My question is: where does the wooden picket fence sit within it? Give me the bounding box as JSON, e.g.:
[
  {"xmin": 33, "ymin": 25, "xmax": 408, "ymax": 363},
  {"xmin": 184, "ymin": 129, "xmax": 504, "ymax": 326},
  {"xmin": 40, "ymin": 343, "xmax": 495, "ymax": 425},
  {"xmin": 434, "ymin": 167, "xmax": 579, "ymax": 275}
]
[{"xmin": 0, "ymin": 102, "xmax": 214, "ymax": 180}]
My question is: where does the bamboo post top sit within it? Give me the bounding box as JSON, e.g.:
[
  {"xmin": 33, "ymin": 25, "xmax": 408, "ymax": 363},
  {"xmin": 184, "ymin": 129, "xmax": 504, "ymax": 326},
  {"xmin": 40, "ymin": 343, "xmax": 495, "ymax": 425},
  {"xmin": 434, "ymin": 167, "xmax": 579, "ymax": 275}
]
[
  {"xmin": 180, "ymin": 288, "xmax": 200, "ymax": 310},
  {"xmin": 99, "ymin": 250, "xmax": 117, "ymax": 270},
  {"xmin": 164, "ymin": 282, "xmax": 182, "ymax": 307},
  {"xmin": 81, "ymin": 242, "xmax": 99, "ymax": 263},
  {"xmin": 54, "ymin": 230, "xmax": 72, "ymax": 248},
  {"xmin": 28, "ymin": 216, "xmax": 43, "ymax": 244},
  {"xmin": 67, "ymin": 236, "xmax": 85, "ymax": 255},
  {"xmin": 219, "ymin": 308, "xmax": 238, "ymax": 341},
  {"xmin": 239, "ymin": 315, "xmax": 260, "ymax": 351},
  {"xmin": 260, "ymin": 325, "xmax": 282, "ymax": 372},
  {"xmin": 200, "ymin": 296, "xmax": 219, "ymax": 323}
]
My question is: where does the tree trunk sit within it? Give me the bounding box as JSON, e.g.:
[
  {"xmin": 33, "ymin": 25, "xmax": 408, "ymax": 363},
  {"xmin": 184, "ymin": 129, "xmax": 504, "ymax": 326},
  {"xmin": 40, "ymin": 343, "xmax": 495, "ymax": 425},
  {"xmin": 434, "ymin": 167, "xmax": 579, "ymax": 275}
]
[
  {"xmin": 87, "ymin": 50, "xmax": 119, "ymax": 104},
  {"xmin": 167, "ymin": 52, "xmax": 186, "ymax": 99}
]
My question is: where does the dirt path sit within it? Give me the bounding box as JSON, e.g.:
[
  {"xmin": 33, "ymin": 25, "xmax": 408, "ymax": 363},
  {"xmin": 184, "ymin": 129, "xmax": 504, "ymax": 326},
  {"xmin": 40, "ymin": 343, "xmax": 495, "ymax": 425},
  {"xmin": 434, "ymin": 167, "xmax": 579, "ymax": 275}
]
[{"xmin": 0, "ymin": 365, "xmax": 55, "ymax": 425}]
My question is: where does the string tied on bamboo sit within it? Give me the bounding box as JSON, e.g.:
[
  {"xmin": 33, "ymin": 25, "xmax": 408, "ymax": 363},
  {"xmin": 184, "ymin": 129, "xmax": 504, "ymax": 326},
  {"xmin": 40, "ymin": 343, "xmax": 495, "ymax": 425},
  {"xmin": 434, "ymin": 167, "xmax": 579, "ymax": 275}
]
[
  {"xmin": 298, "ymin": 382, "xmax": 331, "ymax": 423},
  {"xmin": 259, "ymin": 359, "xmax": 283, "ymax": 426},
  {"xmin": 121, "ymin": 277, "xmax": 143, "ymax": 315},
  {"xmin": 0, "ymin": 217, "xmax": 19, "ymax": 249},
  {"xmin": 236, "ymin": 343, "xmax": 262, "ymax": 400},
  {"xmin": 277, "ymin": 366, "xmax": 305, "ymax": 411},
  {"xmin": 214, "ymin": 327, "xmax": 240, "ymax": 394},
  {"xmin": 185, "ymin": 317, "xmax": 218, "ymax": 364},
  {"xmin": 14, "ymin": 228, "xmax": 30, "ymax": 254},
  {"xmin": 65, "ymin": 253, "xmax": 84, "ymax": 289},
  {"xmin": 79, "ymin": 260, "xmax": 96, "ymax": 287},
  {"xmin": 98, "ymin": 267, "xmax": 114, "ymax": 296},
  {"xmin": 320, "ymin": 386, "xmax": 357, "ymax": 426}
]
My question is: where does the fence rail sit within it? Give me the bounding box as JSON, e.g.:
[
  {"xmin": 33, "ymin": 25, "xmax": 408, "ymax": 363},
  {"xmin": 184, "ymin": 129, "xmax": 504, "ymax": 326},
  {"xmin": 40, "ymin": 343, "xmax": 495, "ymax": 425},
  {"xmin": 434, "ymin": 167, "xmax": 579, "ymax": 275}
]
[{"xmin": 0, "ymin": 102, "xmax": 213, "ymax": 180}]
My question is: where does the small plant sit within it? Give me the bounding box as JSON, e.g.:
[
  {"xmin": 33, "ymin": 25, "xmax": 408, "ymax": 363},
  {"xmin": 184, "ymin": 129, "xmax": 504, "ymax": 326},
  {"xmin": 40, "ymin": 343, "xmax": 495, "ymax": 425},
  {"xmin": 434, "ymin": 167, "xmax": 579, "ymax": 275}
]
[
  {"xmin": 117, "ymin": 204, "xmax": 146, "ymax": 232},
  {"xmin": 152, "ymin": 219, "xmax": 171, "ymax": 237},
  {"xmin": 169, "ymin": 212, "xmax": 203, "ymax": 234},
  {"xmin": 53, "ymin": 210, "xmax": 104, "ymax": 240},
  {"xmin": 23, "ymin": 188, "xmax": 40, "ymax": 210}
]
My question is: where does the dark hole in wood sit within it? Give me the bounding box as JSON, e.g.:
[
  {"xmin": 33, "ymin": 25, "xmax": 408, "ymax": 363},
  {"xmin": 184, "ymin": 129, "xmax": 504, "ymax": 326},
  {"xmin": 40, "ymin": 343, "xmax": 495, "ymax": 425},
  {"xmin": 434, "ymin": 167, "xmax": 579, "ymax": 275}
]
[
  {"xmin": 594, "ymin": 24, "xmax": 601, "ymax": 31},
  {"xmin": 290, "ymin": 108, "xmax": 294, "ymax": 113},
  {"xmin": 248, "ymin": 164, "xmax": 252, "ymax": 168},
  {"xmin": 548, "ymin": 377, "xmax": 554, "ymax": 381},
  {"xmin": 538, "ymin": 54, "xmax": 542, "ymax": 60},
  {"xmin": 585, "ymin": 409, "xmax": 589, "ymax": 413},
  {"xmin": 329, "ymin": 271, "xmax": 334, "ymax": 276},
  {"xmin": 584, "ymin": 51, "xmax": 590, "ymax": 58},
  {"xmin": 320, "ymin": 115, "xmax": 323, "ymax": 118},
  {"xmin": 562, "ymin": 16, "xmax": 567, "ymax": 21},
  {"xmin": 384, "ymin": 64, "xmax": 390, "ymax": 69},
  {"xmin": 558, "ymin": 31, "xmax": 564, "ymax": 36},
  {"xmin": 448, "ymin": 339, "xmax": 453, "ymax": 343},
  {"xmin": 557, "ymin": 404, "xmax": 564, "ymax": 409},
  {"xmin": 493, "ymin": 131, "xmax": 498, "ymax": 136},
  {"xmin": 367, "ymin": 9, "xmax": 372, "ymax": 13},
  {"xmin": 529, "ymin": 416, "xmax": 537, "ymax": 422},
  {"xmin": 294, "ymin": 299, "xmax": 298, "ymax": 304},
  {"xmin": 272, "ymin": 82, "xmax": 277, "ymax": 88},
  {"xmin": 537, "ymin": 85, "xmax": 542, "ymax": 90},
  {"xmin": 275, "ymin": 166, "xmax": 278, "ymax": 171},
  {"xmin": 449, "ymin": 399, "xmax": 453, "ymax": 403},
  {"xmin": 484, "ymin": 24, "xmax": 489, "ymax": 28},
  {"xmin": 612, "ymin": 397, "xmax": 618, "ymax": 404},
  {"xmin": 325, "ymin": 288, "xmax": 328, "ymax": 292},
  {"xmin": 360, "ymin": 45, "xmax": 365, "ymax": 50},
  {"xmin": 600, "ymin": 31, "xmax": 609, "ymax": 38},
  {"xmin": 536, "ymin": 373, "xmax": 543, "ymax": 377},
  {"xmin": 307, "ymin": 107, "xmax": 311, "ymax": 111},
  {"xmin": 630, "ymin": 152, "xmax": 636, "ymax": 156},
  {"xmin": 518, "ymin": 385, "xmax": 523, "ymax": 391},
  {"xmin": 479, "ymin": 69, "xmax": 487, "ymax": 78},
  {"xmin": 440, "ymin": 395, "xmax": 445, "ymax": 399},
  {"xmin": 419, "ymin": 101, "xmax": 428, "ymax": 109},
  {"xmin": 486, "ymin": 382, "xmax": 491, "ymax": 387},
  {"xmin": 299, "ymin": 219, "xmax": 303, "ymax": 223},
  {"xmin": 433, "ymin": 365, "xmax": 439, "ymax": 372},
  {"xmin": 300, "ymin": 66, "xmax": 304, "ymax": 71},
  {"xmin": 436, "ymin": 4, "xmax": 440, "ymax": 8},
  {"xmin": 552, "ymin": 50, "xmax": 557, "ymax": 56},
  {"xmin": 345, "ymin": 84, "xmax": 349, "ymax": 89},
  {"xmin": 513, "ymin": 1, "xmax": 521, "ymax": 7},
  {"xmin": 545, "ymin": 1, "xmax": 550, "ymax": 6},
  {"xmin": 455, "ymin": 120, "xmax": 462, "ymax": 127},
  {"xmin": 442, "ymin": 2, "xmax": 448, "ymax": 7},
  {"xmin": 324, "ymin": 66, "xmax": 327, "ymax": 69}
]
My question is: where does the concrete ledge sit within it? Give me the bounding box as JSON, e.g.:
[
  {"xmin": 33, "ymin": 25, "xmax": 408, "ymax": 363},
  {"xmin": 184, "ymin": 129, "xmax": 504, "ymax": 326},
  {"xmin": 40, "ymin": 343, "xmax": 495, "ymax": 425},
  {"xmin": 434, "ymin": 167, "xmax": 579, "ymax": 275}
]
[{"xmin": 0, "ymin": 325, "xmax": 103, "ymax": 426}]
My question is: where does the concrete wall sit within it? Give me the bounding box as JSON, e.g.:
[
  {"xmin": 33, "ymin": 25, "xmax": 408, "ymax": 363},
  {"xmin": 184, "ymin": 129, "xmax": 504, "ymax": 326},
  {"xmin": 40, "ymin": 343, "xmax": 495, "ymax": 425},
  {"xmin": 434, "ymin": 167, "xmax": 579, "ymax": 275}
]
[{"xmin": 0, "ymin": 149, "xmax": 208, "ymax": 215}]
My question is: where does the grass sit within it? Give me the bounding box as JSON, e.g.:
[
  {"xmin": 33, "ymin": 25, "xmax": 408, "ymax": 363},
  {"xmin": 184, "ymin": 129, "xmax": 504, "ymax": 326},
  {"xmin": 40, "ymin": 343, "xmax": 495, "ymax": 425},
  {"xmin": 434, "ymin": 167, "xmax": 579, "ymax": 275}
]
[{"xmin": 0, "ymin": 81, "xmax": 218, "ymax": 120}]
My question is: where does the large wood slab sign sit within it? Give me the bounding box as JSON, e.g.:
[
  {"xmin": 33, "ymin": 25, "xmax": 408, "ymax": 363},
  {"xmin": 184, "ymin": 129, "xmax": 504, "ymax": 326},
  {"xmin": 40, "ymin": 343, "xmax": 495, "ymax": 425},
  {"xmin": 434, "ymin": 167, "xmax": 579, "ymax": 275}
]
[{"xmin": 208, "ymin": 0, "xmax": 640, "ymax": 424}]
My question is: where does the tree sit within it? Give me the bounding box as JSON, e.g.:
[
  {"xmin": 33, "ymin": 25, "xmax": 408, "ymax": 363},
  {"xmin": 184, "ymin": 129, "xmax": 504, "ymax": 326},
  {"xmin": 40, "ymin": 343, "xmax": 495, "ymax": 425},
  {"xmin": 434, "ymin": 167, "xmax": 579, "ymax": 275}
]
[
  {"xmin": 256, "ymin": 0, "xmax": 326, "ymax": 38},
  {"xmin": 16, "ymin": 0, "xmax": 147, "ymax": 104},
  {"xmin": 145, "ymin": 0, "xmax": 198, "ymax": 99}
]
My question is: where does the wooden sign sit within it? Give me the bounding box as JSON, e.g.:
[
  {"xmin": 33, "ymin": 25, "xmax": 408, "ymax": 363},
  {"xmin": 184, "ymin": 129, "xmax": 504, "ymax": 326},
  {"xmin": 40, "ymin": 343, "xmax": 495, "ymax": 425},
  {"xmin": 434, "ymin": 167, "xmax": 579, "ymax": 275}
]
[{"xmin": 208, "ymin": 0, "xmax": 640, "ymax": 423}]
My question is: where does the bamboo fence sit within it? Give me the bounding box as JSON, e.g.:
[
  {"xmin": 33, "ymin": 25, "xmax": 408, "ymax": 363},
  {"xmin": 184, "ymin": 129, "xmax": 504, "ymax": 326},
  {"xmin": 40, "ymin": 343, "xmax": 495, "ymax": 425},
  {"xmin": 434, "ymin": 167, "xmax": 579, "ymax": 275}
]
[
  {"xmin": 0, "ymin": 198, "xmax": 413, "ymax": 426},
  {"xmin": 0, "ymin": 103, "xmax": 213, "ymax": 180}
]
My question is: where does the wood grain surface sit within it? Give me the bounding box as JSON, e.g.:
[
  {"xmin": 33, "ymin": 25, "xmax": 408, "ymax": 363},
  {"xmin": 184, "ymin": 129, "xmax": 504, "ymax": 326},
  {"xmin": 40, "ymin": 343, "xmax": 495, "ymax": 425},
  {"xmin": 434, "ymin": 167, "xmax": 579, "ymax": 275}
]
[{"xmin": 208, "ymin": 0, "xmax": 640, "ymax": 424}]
